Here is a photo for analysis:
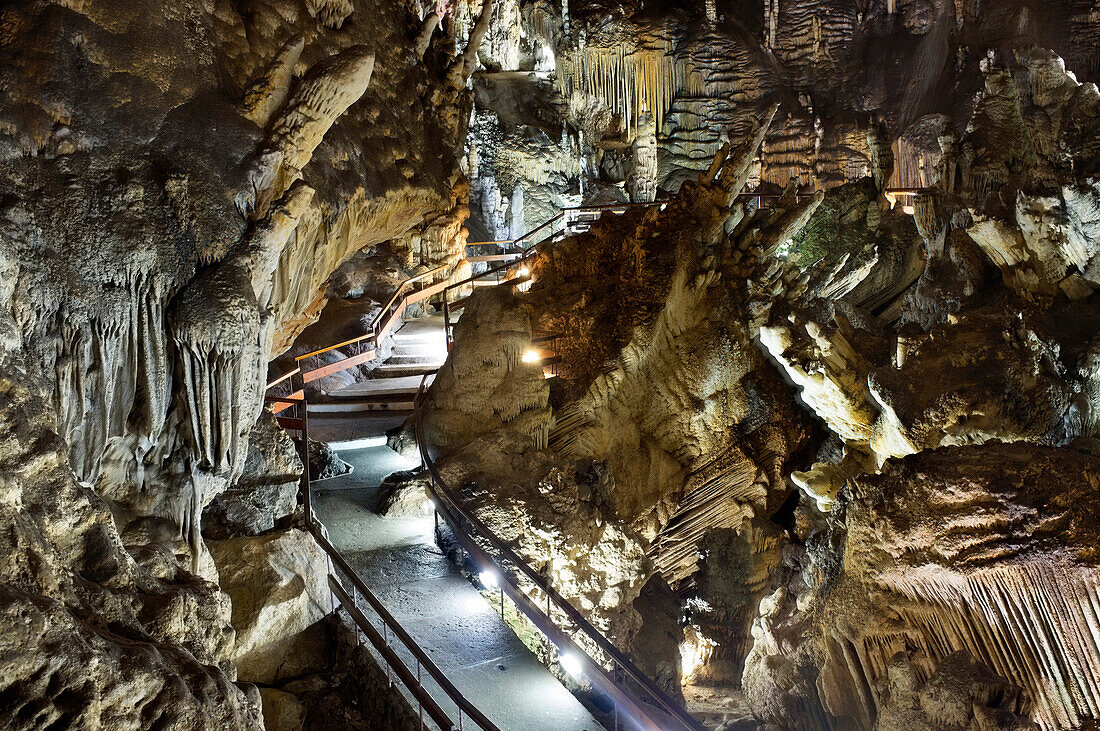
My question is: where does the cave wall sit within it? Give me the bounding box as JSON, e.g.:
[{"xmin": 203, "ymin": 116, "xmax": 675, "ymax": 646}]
[
  {"xmin": 0, "ymin": 0, "xmax": 479, "ymax": 724},
  {"xmin": 425, "ymin": 37, "xmax": 1100, "ymax": 731}
]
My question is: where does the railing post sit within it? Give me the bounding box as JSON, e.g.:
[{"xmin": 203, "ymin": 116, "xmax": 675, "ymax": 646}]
[
  {"xmin": 444, "ymin": 299, "xmax": 450, "ymax": 350},
  {"xmin": 295, "ymin": 368, "xmax": 312, "ymax": 525},
  {"xmin": 417, "ymin": 660, "xmax": 424, "ymax": 730},
  {"xmin": 353, "ymin": 585, "xmax": 360, "ymax": 646},
  {"xmin": 383, "ymin": 623, "xmax": 391, "ymax": 686}
]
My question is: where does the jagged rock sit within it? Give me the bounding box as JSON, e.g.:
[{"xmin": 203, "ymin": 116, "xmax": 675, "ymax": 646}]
[
  {"xmin": 424, "ymin": 285, "xmax": 552, "ymax": 453},
  {"xmin": 208, "ymin": 528, "xmax": 334, "ymax": 685},
  {"xmin": 306, "ymin": 439, "xmax": 353, "ymax": 481},
  {"xmin": 427, "ymin": 137, "xmax": 822, "ymax": 687},
  {"xmin": 817, "ymin": 444, "xmax": 1100, "ymax": 730},
  {"xmin": 204, "ymin": 412, "xmax": 302, "ymax": 539},
  {"xmin": 377, "ymin": 472, "xmax": 433, "ymax": 517},
  {"xmin": 259, "ymin": 688, "xmax": 306, "ymax": 731},
  {"xmin": 873, "ymin": 652, "xmax": 1035, "ymax": 731},
  {"xmin": 0, "ymin": 336, "xmax": 259, "ymax": 727}
]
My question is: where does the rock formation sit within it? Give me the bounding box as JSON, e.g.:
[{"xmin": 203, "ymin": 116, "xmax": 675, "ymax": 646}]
[
  {"xmin": 423, "ymin": 39, "xmax": 1100, "ymax": 731},
  {"xmin": 4, "ymin": 0, "xmax": 1100, "ymax": 728},
  {"xmin": 0, "ymin": 0, "xmax": 486, "ymax": 726}
]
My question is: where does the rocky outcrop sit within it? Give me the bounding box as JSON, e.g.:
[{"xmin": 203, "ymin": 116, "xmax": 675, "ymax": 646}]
[
  {"xmin": 0, "ymin": 337, "xmax": 260, "ymax": 728},
  {"xmin": 0, "ymin": 0, "xmax": 479, "ymax": 720},
  {"xmin": 209, "ymin": 527, "xmax": 334, "ymax": 685},
  {"xmin": 428, "ymin": 43, "xmax": 1100, "ymax": 731},
  {"xmin": 425, "ymin": 126, "xmax": 824, "ymax": 692},
  {"xmin": 204, "ymin": 411, "xmax": 302, "ymax": 540}
]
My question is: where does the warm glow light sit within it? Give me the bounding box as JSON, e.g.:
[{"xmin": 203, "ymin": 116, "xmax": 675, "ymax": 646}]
[
  {"xmin": 901, "ymin": 204, "xmax": 915, "ymax": 215},
  {"xmin": 680, "ymin": 629, "xmax": 717, "ymax": 680},
  {"xmin": 559, "ymin": 652, "xmax": 583, "ymax": 676},
  {"xmin": 522, "ymin": 349, "xmax": 541, "ymax": 363},
  {"xmin": 479, "ymin": 570, "xmax": 499, "ymax": 589},
  {"xmin": 518, "ymin": 266, "xmax": 530, "ymax": 277}
]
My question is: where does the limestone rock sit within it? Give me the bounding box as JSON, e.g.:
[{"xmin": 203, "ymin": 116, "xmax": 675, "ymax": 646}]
[
  {"xmin": 259, "ymin": 688, "xmax": 306, "ymax": 731},
  {"xmin": 209, "ymin": 528, "xmax": 334, "ymax": 684},
  {"xmin": 307, "ymin": 439, "xmax": 353, "ymax": 481},
  {"xmin": 872, "ymin": 652, "xmax": 1035, "ymax": 731},
  {"xmin": 204, "ymin": 411, "xmax": 302, "ymax": 539},
  {"xmin": 378, "ymin": 473, "xmax": 433, "ymax": 517}
]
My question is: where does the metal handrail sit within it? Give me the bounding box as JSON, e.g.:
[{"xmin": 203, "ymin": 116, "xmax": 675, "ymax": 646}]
[
  {"xmin": 328, "ymin": 578, "xmax": 454, "ymax": 730},
  {"xmin": 294, "ymin": 263, "xmax": 450, "ymax": 363},
  {"xmin": 310, "ymin": 523, "xmax": 500, "ymax": 731},
  {"xmin": 442, "ymin": 202, "xmax": 669, "ymax": 348},
  {"xmin": 413, "ymin": 378, "xmax": 704, "ymax": 731}
]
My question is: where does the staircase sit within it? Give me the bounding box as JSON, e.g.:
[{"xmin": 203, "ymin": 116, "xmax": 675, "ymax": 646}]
[{"xmin": 308, "ymin": 313, "xmax": 448, "ymax": 416}]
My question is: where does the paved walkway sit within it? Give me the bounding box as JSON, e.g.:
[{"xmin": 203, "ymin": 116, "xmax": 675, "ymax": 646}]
[{"xmin": 312, "ymin": 315, "xmax": 603, "ymax": 731}]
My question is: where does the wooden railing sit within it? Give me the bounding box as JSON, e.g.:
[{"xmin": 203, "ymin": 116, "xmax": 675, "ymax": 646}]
[{"xmin": 414, "ymin": 378, "xmax": 705, "ymax": 731}]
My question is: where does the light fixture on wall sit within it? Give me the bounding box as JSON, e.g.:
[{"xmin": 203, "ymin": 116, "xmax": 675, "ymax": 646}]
[{"xmin": 479, "ymin": 570, "xmax": 499, "ymax": 589}]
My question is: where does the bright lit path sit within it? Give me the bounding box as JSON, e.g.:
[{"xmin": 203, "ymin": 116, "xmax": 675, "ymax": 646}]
[{"xmin": 311, "ymin": 316, "xmax": 604, "ymax": 730}]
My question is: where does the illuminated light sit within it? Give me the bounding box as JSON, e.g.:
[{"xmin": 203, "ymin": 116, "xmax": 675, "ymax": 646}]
[
  {"xmin": 679, "ymin": 629, "xmax": 718, "ymax": 680},
  {"xmin": 517, "ymin": 266, "xmax": 530, "ymax": 277},
  {"xmin": 421, "ymin": 498, "xmax": 436, "ymax": 515},
  {"xmin": 559, "ymin": 652, "xmax": 583, "ymax": 677},
  {"xmin": 479, "ymin": 570, "xmax": 499, "ymax": 589},
  {"xmin": 901, "ymin": 204, "xmax": 915, "ymax": 215},
  {"xmin": 522, "ymin": 349, "xmax": 541, "ymax": 363}
]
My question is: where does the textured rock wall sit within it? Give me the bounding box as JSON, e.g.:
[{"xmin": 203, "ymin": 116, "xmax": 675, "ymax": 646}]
[
  {"xmin": 461, "ymin": 0, "xmax": 1100, "ymax": 248},
  {"xmin": 0, "ymin": 0, "xmax": 480, "ymax": 723},
  {"xmin": 428, "ymin": 43, "xmax": 1100, "ymax": 731}
]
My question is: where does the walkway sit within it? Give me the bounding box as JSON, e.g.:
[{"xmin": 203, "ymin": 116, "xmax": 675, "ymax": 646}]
[{"xmin": 310, "ymin": 315, "xmax": 604, "ymax": 731}]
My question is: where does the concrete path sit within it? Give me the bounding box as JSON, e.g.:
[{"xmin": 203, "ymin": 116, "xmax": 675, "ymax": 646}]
[{"xmin": 312, "ymin": 315, "xmax": 604, "ymax": 731}]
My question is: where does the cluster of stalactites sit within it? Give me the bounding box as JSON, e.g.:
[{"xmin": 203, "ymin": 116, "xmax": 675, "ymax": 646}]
[
  {"xmin": 823, "ymin": 564, "xmax": 1100, "ymax": 731},
  {"xmin": 557, "ymin": 43, "xmax": 706, "ymax": 137},
  {"xmin": 42, "ymin": 279, "xmax": 172, "ymax": 484}
]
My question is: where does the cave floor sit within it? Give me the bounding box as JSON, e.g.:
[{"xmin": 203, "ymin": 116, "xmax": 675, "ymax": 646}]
[{"xmin": 314, "ymin": 443, "xmax": 605, "ymax": 731}]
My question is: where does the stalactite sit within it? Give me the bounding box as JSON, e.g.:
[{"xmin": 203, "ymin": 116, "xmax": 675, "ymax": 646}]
[
  {"xmin": 825, "ymin": 565, "xmax": 1100, "ymax": 731},
  {"xmin": 240, "ymin": 35, "xmax": 305, "ymax": 129},
  {"xmin": 557, "ymin": 42, "xmax": 704, "ymax": 135}
]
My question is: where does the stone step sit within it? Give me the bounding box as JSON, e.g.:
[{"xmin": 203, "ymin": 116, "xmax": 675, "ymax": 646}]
[
  {"xmin": 368, "ymin": 363, "xmax": 442, "ymax": 378},
  {"xmin": 330, "ymin": 373, "xmax": 432, "ymax": 396},
  {"xmin": 390, "ymin": 344, "xmax": 442, "ymax": 357},
  {"xmin": 308, "ymin": 399, "xmax": 414, "ymax": 413},
  {"xmin": 386, "ymin": 355, "xmax": 445, "ymax": 367}
]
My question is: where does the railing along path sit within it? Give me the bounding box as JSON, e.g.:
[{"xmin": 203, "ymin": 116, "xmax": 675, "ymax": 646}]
[{"xmin": 265, "ymin": 188, "xmax": 926, "ymax": 731}]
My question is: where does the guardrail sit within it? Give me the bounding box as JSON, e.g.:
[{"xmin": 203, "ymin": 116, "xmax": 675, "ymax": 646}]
[
  {"xmin": 263, "ymin": 262, "xmax": 499, "ymax": 729},
  {"xmin": 310, "ymin": 523, "xmax": 500, "ymax": 731},
  {"xmin": 266, "ymin": 262, "xmax": 451, "ymax": 419},
  {"xmin": 414, "ymin": 377, "xmax": 705, "ymax": 731}
]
